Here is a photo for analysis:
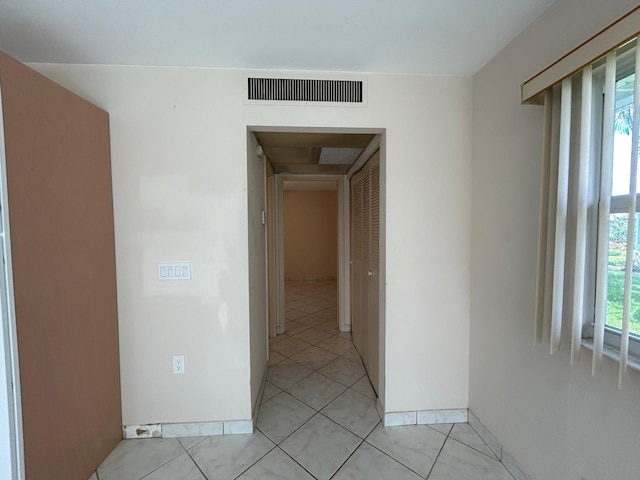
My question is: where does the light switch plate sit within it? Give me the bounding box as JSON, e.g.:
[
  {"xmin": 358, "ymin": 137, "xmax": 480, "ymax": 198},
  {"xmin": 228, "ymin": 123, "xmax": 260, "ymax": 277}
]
[{"xmin": 158, "ymin": 262, "xmax": 191, "ymax": 280}]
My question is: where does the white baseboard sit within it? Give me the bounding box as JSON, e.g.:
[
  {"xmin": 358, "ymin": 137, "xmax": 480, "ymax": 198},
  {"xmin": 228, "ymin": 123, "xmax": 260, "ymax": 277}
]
[
  {"xmin": 163, "ymin": 422, "xmax": 223, "ymax": 438},
  {"xmin": 417, "ymin": 408, "xmax": 468, "ymax": 424},
  {"xmin": 380, "ymin": 408, "xmax": 467, "ymax": 427},
  {"xmin": 376, "ymin": 407, "xmax": 529, "ymax": 479},
  {"xmin": 123, "ymin": 424, "xmax": 162, "ymax": 439},
  {"xmin": 122, "ymin": 419, "xmax": 253, "ymax": 439}
]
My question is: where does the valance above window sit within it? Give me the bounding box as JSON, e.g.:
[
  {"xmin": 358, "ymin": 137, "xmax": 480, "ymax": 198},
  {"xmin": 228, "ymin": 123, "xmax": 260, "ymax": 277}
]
[
  {"xmin": 535, "ymin": 33, "xmax": 640, "ymax": 387},
  {"xmin": 522, "ymin": 6, "xmax": 640, "ymax": 104}
]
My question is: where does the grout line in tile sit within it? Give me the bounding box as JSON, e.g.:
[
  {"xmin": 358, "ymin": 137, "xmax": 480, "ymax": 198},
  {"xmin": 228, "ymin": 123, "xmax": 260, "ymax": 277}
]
[
  {"xmin": 228, "ymin": 444, "xmax": 277, "ymax": 480},
  {"xmin": 257, "ymin": 410, "xmax": 319, "ymax": 446},
  {"xmin": 277, "ymin": 445, "xmax": 322, "ymax": 480},
  {"xmin": 424, "ymin": 434, "xmax": 449, "ymax": 480},
  {"xmin": 315, "ymin": 410, "xmax": 378, "ymax": 441},
  {"xmin": 447, "ymin": 435, "xmax": 503, "ymax": 462},
  {"xmin": 138, "ymin": 443, "xmax": 186, "ymax": 480},
  {"xmin": 425, "ymin": 423, "xmax": 453, "ymax": 436},
  {"xmin": 327, "ymin": 437, "xmax": 366, "ymax": 480},
  {"xmin": 363, "ymin": 437, "xmax": 427, "ymax": 479},
  {"xmin": 177, "ymin": 436, "xmax": 207, "ymax": 451},
  {"xmin": 183, "ymin": 445, "xmax": 211, "ymax": 480}
]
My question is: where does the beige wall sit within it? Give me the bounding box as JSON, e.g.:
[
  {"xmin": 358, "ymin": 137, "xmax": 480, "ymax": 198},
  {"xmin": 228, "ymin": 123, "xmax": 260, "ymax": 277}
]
[
  {"xmin": 471, "ymin": 1, "xmax": 640, "ymax": 479},
  {"xmin": 1, "ymin": 52, "xmax": 121, "ymax": 480},
  {"xmin": 247, "ymin": 132, "xmax": 268, "ymax": 415},
  {"xmin": 32, "ymin": 64, "xmax": 472, "ymax": 424},
  {"xmin": 284, "ymin": 189, "xmax": 338, "ymax": 280}
]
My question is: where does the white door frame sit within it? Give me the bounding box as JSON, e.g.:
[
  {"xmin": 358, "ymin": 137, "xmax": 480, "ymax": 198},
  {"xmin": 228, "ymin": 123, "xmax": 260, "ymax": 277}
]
[
  {"xmin": 277, "ymin": 174, "xmax": 351, "ymax": 333},
  {"xmin": 248, "ymin": 125, "xmax": 385, "ymax": 409},
  {"xmin": 0, "ymin": 85, "xmax": 24, "ymax": 480},
  {"xmin": 275, "ymin": 174, "xmax": 285, "ymax": 334}
]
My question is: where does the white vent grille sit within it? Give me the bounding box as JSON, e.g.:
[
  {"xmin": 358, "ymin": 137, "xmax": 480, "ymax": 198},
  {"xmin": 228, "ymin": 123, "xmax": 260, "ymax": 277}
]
[{"xmin": 247, "ymin": 77, "xmax": 364, "ymax": 104}]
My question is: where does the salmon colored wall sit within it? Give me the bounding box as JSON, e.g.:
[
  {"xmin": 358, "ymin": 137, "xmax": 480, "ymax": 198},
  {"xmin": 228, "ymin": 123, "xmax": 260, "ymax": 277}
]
[
  {"xmin": 284, "ymin": 189, "xmax": 338, "ymax": 280},
  {"xmin": 0, "ymin": 51, "xmax": 121, "ymax": 480}
]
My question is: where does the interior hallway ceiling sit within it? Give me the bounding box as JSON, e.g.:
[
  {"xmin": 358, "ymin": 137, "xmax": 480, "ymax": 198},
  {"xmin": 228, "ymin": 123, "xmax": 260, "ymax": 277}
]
[
  {"xmin": 255, "ymin": 132, "xmax": 376, "ymax": 175},
  {"xmin": 0, "ymin": 0, "xmax": 555, "ymax": 76}
]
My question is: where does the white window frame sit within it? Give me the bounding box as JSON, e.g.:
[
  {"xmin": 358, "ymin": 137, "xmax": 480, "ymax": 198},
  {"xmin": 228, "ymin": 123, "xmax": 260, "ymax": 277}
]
[{"xmin": 581, "ymin": 42, "xmax": 640, "ymax": 369}]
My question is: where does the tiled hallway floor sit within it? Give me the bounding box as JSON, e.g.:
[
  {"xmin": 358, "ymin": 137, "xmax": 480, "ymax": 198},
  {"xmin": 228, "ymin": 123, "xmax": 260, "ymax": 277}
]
[{"xmin": 91, "ymin": 281, "xmax": 516, "ymax": 480}]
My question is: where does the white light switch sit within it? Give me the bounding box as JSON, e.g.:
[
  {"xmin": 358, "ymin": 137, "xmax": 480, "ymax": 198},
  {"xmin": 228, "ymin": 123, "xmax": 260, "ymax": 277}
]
[{"xmin": 158, "ymin": 262, "xmax": 191, "ymax": 280}]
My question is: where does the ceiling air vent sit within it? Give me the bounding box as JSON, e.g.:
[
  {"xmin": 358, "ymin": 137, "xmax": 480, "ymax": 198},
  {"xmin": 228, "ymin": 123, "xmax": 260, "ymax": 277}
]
[{"xmin": 245, "ymin": 76, "xmax": 366, "ymax": 106}]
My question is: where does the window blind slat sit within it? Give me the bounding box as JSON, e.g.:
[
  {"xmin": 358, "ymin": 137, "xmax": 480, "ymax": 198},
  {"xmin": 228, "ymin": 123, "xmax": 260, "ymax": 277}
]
[
  {"xmin": 571, "ymin": 66, "xmax": 593, "ymax": 364},
  {"xmin": 535, "ymin": 90, "xmax": 554, "ymax": 345},
  {"xmin": 593, "ymin": 53, "xmax": 617, "ymax": 375},
  {"xmin": 619, "ymin": 39, "xmax": 640, "ymax": 387},
  {"xmin": 551, "ymin": 77, "xmax": 573, "ymax": 355}
]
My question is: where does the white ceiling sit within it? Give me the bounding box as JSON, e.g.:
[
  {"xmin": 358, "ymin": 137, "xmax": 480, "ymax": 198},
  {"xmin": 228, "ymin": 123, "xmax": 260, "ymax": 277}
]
[{"xmin": 0, "ymin": 0, "xmax": 555, "ymax": 76}]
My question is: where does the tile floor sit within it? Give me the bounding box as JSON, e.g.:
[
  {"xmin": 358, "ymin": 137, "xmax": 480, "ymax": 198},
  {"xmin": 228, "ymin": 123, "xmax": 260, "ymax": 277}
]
[{"xmin": 91, "ymin": 280, "xmax": 517, "ymax": 480}]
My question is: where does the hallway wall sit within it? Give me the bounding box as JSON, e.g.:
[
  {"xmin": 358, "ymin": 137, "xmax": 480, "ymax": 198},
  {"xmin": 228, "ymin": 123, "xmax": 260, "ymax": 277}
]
[
  {"xmin": 471, "ymin": 1, "xmax": 640, "ymax": 479},
  {"xmin": 31, "ymin": 64, "xmax": 472, "ymax": 425},
  {"xmin": 284, "ymin": 189, "xmax": 338, "ymax": 281},
  {"xmin": 247, "ymin": 132, "xmax": 268, "ymax": 417}
]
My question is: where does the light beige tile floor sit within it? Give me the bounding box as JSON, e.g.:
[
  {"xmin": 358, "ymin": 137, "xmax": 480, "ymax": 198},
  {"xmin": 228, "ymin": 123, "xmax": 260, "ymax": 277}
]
[{"xmin": 90, "ymin": 280, "xmax": 518, "ymax": 480}]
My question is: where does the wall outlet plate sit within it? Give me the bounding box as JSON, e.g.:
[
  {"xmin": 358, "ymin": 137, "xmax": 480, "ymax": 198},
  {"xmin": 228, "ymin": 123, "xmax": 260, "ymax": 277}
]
[{"xmin": 172, "ymin": 355, "xmax": 185, "ymax": 374}]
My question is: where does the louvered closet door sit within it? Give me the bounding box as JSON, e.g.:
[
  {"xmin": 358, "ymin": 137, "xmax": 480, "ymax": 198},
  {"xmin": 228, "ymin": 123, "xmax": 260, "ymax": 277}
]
[
  {"xmin": 350, "ymin": 151, "xmax": 380, "ymax": 394},
  {"xmin": 351, "ymin": 169, "xmax": 367, "ymax": 365},
  {"xmin": 367, "ymin": 156, "xmax": 380, "ymax": 393}
]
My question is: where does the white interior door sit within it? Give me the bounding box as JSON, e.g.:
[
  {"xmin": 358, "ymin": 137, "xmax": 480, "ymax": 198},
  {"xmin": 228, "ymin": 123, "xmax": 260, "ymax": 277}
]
[
  {"xmin": 350, "ymin": 151, "xmax": 380, "ymax": 394},
  {"xmin": 367, "ymin": 157, "xmax": 380, "ymax": 393},
  {"xmin": 350, "ymin": 172, "xmax": 366, "ymax": 363}
]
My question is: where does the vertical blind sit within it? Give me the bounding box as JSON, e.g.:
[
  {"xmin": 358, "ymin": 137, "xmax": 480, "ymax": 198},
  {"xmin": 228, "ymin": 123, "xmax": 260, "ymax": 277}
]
[{"xmin": 535, "ymin": 36, "xmax": 640, "ymax": 387}]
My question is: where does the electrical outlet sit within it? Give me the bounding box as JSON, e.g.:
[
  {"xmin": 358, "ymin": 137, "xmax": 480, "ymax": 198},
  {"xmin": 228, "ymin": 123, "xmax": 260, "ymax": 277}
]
[{"xmin": 172, "ymin": 355, "xmax": 185, "ymax": 374}]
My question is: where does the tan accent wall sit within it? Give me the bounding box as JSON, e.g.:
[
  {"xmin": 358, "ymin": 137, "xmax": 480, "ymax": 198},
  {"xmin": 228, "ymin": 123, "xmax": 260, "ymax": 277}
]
[
  {"xmin": 0, "ymin": 52, "xmax": 121, "ymax": 480},
  {"xmin": 284, "ymin": 189, "xmax": 338, "ymax": 280}
]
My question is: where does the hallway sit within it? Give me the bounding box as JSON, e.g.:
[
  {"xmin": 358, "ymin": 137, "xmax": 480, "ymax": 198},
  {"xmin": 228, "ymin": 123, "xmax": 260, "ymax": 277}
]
[{"xmin": 90, "ymin": 281, "xmax": 516, "ymax": 479}]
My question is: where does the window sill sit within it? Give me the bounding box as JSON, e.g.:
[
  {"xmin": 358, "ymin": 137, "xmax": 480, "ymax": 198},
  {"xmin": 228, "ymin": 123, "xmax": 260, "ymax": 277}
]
[{"xmin": 581, "ymin": 339, "xmax": 640, "ymax": 373}]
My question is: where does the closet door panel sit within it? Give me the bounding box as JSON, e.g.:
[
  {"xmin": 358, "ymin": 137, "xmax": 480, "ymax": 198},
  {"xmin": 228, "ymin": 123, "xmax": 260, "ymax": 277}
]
[
  {"xmin": 350, "ymin": 151, "xmax": 380, "ymax": 394},
  {"xmin": 367, "ymin": 157, "xmax": 380, "ymax": 393},
  {"xmin": 350, "ymin": 172, "xmax": 366, "ymax": 360}
]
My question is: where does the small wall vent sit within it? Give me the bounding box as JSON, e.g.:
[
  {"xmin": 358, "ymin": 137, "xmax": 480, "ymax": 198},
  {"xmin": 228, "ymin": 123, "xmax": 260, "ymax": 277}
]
[{"xmin": 245, "ymin": 76, "xmax": 366, "ymax": 105}]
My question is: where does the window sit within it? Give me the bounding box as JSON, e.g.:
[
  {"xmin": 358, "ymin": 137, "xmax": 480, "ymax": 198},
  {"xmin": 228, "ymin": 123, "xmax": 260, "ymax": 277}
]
[
  {"xmin": 606, "ymin": 71, "xmax": 638, "ymax": 333},
  {"xmin": 535, "ymin": 36, "xmax": 640, "ymax": 387},
  {"xmin": 597, "ymin": 66, "xmax": 640, "ymax": 360}
]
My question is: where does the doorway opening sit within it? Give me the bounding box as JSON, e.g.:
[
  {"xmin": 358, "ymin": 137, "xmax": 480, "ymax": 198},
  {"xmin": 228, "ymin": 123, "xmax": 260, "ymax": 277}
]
[{"xmin": 248, "ymin": 126, "xmax": 386, "ymax": 404}]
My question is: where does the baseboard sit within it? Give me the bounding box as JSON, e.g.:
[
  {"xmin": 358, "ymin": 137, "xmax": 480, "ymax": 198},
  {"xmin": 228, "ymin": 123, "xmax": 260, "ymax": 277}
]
[
  {"xmin": 380, "ymin": 408, "xmax": 468, "ymax": 427},
  {"xmin": 417, "ymin": 408, "xmax": 468, "ymax": 424},
  {"xmin": 123, "ymin": 424, "xmax": 162, "ymax": 439},
  {"xmin": 122, "ymin": 419, "xmax": 253, "ymax": 439},
  {"xmin": 376, "ymin": 407, "xmax": 529, "ymax": 479}
]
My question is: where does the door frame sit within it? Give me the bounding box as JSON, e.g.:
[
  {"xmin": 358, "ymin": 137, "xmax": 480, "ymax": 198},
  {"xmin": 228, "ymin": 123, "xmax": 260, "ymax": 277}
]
[
  {"xmin": 247, "ymin": 125, "xmax": 386, "ymax": 409},
  {"xmin": 0, "ymin": 85, "xmax": 24, "ymax": 480},
  {"xmin": 276, "ymin": 174, "xmax": 350, "ymax": 333}
]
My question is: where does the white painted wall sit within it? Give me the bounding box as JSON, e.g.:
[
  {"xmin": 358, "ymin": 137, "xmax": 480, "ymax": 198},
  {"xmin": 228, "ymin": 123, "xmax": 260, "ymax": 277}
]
[
  {"xmin": 31, "ymin": 64, "xmax": 472, "ymax": 423},
  {"xmin": 471, "ymin": 1, "xmax": 640, "ymax": 479},
  {"xmin": 246, "ymin": 131, "xmax": 268, "ymax": 415}
]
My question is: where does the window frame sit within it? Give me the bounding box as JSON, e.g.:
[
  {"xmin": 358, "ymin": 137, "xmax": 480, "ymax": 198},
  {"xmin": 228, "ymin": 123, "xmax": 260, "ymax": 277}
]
[{"xmin": 583, "ymin": 44, "xmax": 640, "ymax": 365}]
